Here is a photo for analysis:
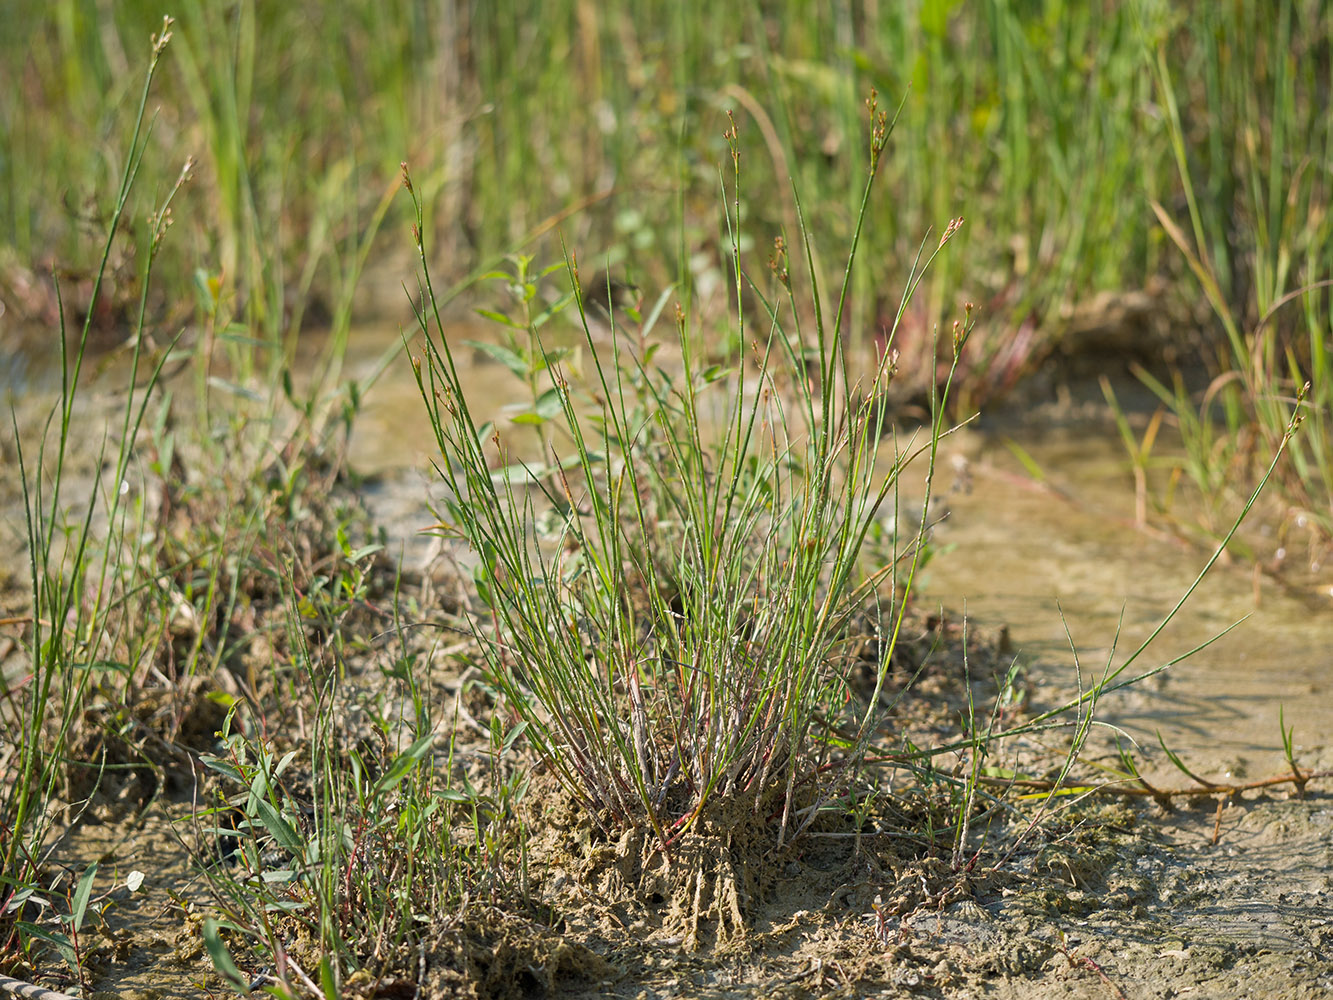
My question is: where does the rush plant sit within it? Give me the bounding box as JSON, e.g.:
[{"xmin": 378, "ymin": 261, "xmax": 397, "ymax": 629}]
[{"xmin": 406, "ymin": 95, "xmax": 969, "ymax": 852}]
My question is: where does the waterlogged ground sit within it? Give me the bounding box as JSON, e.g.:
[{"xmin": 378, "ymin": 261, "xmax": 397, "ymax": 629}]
[
  {"xmin": 921, "ymin": 389, "xmax": 1333, "ymax": 789},
  {"xmin": 2, "ymin": 328, "xmax": 1332, "ymax": 999}
]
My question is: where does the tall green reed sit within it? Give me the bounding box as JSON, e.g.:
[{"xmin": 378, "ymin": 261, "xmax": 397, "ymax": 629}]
[
  {"xmin": 1, "ymin": 1, "xmax": 425, "ymax": 371},
  {"xmin": 8, "ymin": 2, "xmax": 1325, "ymax": 457},
  {"xmin": 1138, "ymin": 0, "xmax": 1331, "ymax": 543},
  {"xmin": 3, "ymin": 1, "xmax": 1229, "ymax": 412}
]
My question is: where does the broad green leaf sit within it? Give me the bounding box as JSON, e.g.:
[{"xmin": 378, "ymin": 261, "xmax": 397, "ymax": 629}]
[
  {"xmin": 202, "ymin": 919, "xmax": 251, "ymax": 993},
  {"xmin": 350, "ymin": 543, "xmax": 384, "ymax": 562},
  {"xmin": 534, "ymin": 386, "xmax": 565, "ymax": 418},
  {"xmin": 253, "ymin": 799, "xmax": 304, "ymax": 857},
  {"xmin": 264, "ymin": 899, "xmax": 310, "ymax": 914},
  {"xmin": 501, "ymin": 720, "xmax": 529, "ymax": 754},
  {"xmin": 373, "ymin": 734, "xmax": 437, "ymax": 795},
  {"xmin": 273, "ymin": 749, "xmax": 300, "ymax": 778},
  {"xmin": 16, "ymin": 923, "xmax": 76, "ymax": 969},
  {"xmin": 699, "ymin": 364, "xmax": 730, "ymax": 384},
  {"xmin": 71, "ymin": 862, "xmax": 97, "ymax": 934},
  {"xmin": 473, "ymin": 308, "xmax": 524, "ymax": 330},
  {"xmin": 508, "ymin": 410, "xmax": 548, "ymax": 427},
  {"xmin": 466, "ymin": 340, "xmax": 528, "ymax": 379},
  {"xmin": 199, "ymin": 755, "xmax": 245, "ymax": 783},
  {"xmin": 533, "ymin": 289, "xmax": 576, "ymax": 328},
  {"xmin": 206, "ymin": 690, "xmax": 239, "ymax": 710}
]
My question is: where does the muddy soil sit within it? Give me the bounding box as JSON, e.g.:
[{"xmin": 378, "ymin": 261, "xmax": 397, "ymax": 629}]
[
  {"xmin": 35, "ymin": 778, "xmax": 1333, "ymax": 999},
  {"xmin": 38, "ymin": 645, "xmax": 1333, "ymax": 1000},
  {"xmin": 525, "ymin": 797, "xmax": 1333, "ymax": 1000},
  {"xmin": 9, "ymin": 495, "xmax": 1328, "ymax": 1000},
  {"xmin": 3, "ymin": 368, "xmax": 1331, "ymax": 1000}
]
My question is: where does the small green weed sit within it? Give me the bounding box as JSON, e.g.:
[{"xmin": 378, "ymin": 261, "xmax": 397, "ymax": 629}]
[{"xmin": 2, "ymin": 18, "xmax": 183, "ymax": 976}]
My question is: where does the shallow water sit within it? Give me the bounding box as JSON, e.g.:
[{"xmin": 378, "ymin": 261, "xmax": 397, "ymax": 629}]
[
  {"xmin": 340, "ymin": 320, "xmax": 530, "ymax": 474},
  {"xmin": 921, "ymin": 422, "xmax": 1333, "ymax": 785}
]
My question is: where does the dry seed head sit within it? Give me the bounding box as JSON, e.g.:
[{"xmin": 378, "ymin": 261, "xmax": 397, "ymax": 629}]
[
  {"xmin": 769, "ymin": 236, "xmax": 789, "ymax": 286},
  {"xmin": 1288, "ymin": 381, "xmax": 1312, "ymax": 436},
  {"xmin": 866, "ymin": 89, "xmax": 888, "ymax": 170},
  {"xmin": 400, "ymin": 162, "xmax": 413, "ymax": 193},
  {"xmin": 939, "ymin": 217, "xmax": 965, "ymax": 248},
  {"xmin": 149, "ymin": 208, "xmax": 174, "ymax": 256},
  {"xmin": 152, "ymin": 16, "xmax": 174, "ymax": 57}
]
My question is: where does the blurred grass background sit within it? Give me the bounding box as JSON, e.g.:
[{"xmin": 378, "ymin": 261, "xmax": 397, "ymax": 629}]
[{"xmin": 1, "ymin": 0, "xmax": 1330, "ymax": 532}]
